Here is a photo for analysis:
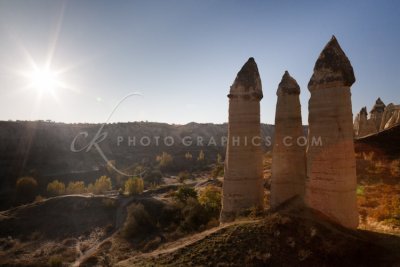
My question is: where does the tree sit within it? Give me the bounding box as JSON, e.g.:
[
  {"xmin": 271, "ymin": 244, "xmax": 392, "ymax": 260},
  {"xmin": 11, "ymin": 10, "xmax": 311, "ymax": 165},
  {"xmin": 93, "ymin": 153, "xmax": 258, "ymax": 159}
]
[
  {"xmin": 197, "ymin": 150, "xmax": 205, "ymax": 161},
  {"xmin": 174, "ymin": 186, "xmax": 197, "ymax": 203},
  {"xmin": 125, "ymin": 177, "xmax": 144, "ymax": 195},
  {"xmin": 198, "ymin": 185, "xmax": 222, "ymax": 217},
  {"xmin": 16, "ymin": 177, "xmax": 38, "ymax": 204},
  {"xmin": 94, "ymin": 176, "xmax": 112, "ymax": 194},
  {"xmin": 47, "ymin": 180, "xmax": 66, "ymax": 196},
  {"xmin": 185, "ymin": 152, "xmax": 193, "ymax": 160},
  {"xmin": 156, "ymin": 152, "xmax": 173, "ymax": 170},
  {"xmin": 66, "ymin": 181, "xmax": 86, "ymax": 194}
]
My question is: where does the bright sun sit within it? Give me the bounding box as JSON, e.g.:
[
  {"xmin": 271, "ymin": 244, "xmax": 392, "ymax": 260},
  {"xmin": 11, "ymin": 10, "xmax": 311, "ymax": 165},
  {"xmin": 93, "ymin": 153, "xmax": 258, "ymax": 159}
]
[{"xmin": 28, "ymin": 68, "xmax": 60, "ymax": 93}]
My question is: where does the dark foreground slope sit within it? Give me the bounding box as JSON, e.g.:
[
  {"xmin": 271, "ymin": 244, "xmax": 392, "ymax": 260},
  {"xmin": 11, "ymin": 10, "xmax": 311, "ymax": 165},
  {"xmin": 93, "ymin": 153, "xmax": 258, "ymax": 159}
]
[
  {"xmin": 118, "ymin": 205, "xmax": 400, "ymax": 267},
  {"xmin": 355, "ymin": 123, "xmax": 400, "ymax": 158}
]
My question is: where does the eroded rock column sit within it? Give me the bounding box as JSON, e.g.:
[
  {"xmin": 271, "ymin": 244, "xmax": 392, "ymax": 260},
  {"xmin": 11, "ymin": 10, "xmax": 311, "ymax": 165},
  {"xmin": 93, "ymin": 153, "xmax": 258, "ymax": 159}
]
[
  {"xmin": 220, "ymin": 57, "xmax": 264, "ymax": 222},
  {"xmin": 305, "ymin": 36, "xmax": 359, "ymax": 229},
  {"xmin": 271, "ymin": 71, "xmax": 306, "ymax": 208}
]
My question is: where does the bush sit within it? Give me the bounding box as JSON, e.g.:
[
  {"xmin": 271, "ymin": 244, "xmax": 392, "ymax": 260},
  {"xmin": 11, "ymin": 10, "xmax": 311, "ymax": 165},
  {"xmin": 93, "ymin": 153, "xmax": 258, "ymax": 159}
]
[
  {"xmin": 198, "ymin": 185, "xmax": 222, "ymax": 217},
  {"xmin": 125, "ymin": 177, "xmax": 144, "ymax": 195},
  {"xmin": 174, "ymin": 186, "xmax": 197, "ymax": 203},
  {"xmin": 144, "ymin": 170, "xmax": 163, "ymax": 185},
  {"xmin": 47, "ymin": 180, "xmax": 66, "ymax": 196},
  {"xmin": 94, "ymin": 176, "xmax": 112, "ymax": 194},
  {"xmin": 178, "ymin": 171, "xmax": 191, "ymax": 184},
  {"xmin": 66, "ymin": 181, "xmax": 86, "ymax": 194},
  {"xmin": 211, "ymin": 164, "xmax": 224, "ymax": 179},
  {"xmin": 156, "ymin": 152, "xmax": 173, "ymax": 170},
  {"xmin": 16, "ymin": 177, "xmax": 38, "ymax": 204},
  {"xmin": 180, "ymin": 197, "xmax": 209, "ymax": 231},
  {"xmin": 47, "ymin": 256, "xmax": 63, "ymax": 267},
  {"xmin": 123, "ymin": 203, "xmax": 155, "ymax": 239}
]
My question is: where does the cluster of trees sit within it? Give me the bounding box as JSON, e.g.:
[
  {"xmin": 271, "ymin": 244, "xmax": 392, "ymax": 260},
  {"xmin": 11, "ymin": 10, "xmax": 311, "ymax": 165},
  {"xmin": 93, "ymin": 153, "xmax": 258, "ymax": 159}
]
[
  {"xmin": 122, "ymin": 184, "xmax": 222, "ymax": 241},
  {"xmin": 46, "ymin": 176, "xmax": 112, "ymax": 196}
]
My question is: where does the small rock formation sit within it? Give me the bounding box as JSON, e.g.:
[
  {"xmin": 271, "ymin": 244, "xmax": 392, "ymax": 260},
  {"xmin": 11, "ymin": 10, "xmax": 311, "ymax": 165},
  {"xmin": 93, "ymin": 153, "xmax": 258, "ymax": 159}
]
[
  {"xmin": 380, "ymin": 103, "xmax": 400, "ymax": 130},
  {"xmin": 220, "ymin": 57, "xmax": 264, "ymax": 222},
  {"xmin": 305, "ymin": 36, "xmax": 359, "ymax": 229},
  {"xmin": 353, "ymin": 107, "xmax": 376, "ymax": 137},
  {"xmin": 270, "ymin": 71, "xmax": 306, "ymax": 208},
  {"xmin": 370, "ymin": 98, "xmax": 386, "ymax": 130}
]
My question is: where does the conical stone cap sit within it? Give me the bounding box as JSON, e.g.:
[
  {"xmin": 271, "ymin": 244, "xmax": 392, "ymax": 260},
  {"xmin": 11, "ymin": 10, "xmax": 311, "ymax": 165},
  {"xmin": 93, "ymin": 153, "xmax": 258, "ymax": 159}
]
[
  {"xmin": 308, "ymin": 36, "xmax": 355, "ymax": 89},
  {"xmin": 229, "ymin": 57, "xmax": 263, "ymax": 100},
  {"xmin": 277, "ymin": 71, "xmax": 300, "ymax": 95}
]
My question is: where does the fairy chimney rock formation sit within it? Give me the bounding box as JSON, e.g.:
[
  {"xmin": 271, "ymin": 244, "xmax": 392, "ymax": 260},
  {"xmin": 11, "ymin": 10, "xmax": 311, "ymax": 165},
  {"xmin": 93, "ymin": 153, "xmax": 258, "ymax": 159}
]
[
  {"xmin": 370, "ymin": 98, "xmax": 386, "ymax": 130},
  {"xmin": 220, "ymin": 57, "xmax": 264, "ymax": 222},
  {"xmin": 306, "ymin": 36, "xmax": 359, "ymax": 229},
  {"xmin": 271, "ymin": 71, "xmax": 306, "ymax": 208},
  {"xmin": 380, "ymin": 103, "xmax": 400, "ymax": 130},
  {"xmin": 354, "ymin": 107, "xmax": 376, "ymax": 137}
]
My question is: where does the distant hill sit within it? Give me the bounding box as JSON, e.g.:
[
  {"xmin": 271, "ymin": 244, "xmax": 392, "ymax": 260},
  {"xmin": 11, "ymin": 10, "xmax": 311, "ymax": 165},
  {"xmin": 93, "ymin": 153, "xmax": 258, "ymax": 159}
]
[{"xmin": 0, "ymin": 121, "xmax": 277, "ymax": 190}]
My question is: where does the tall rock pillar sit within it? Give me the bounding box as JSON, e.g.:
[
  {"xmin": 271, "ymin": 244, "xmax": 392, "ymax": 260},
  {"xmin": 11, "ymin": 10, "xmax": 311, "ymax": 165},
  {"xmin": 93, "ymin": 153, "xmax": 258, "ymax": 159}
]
[
  {"xmin": 271, "ymin": 71, "xmax": 306, "ymax": 208},
  {"xmin": 305, "ymin": 36, "xmax": 359, "ymax": 229},
  {"xmin": 220, "ymin": 57, "xmax": 264, "ymax": 222}
]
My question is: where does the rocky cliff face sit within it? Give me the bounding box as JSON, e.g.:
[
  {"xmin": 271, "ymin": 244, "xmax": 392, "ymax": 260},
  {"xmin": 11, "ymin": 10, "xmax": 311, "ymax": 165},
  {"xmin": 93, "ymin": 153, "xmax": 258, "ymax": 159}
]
[
  {"xmin": 220, "ymin": 58, "xmax": 264, "ymax": 222},
  {"xmin": 380, "ymin": 103, "xmax": 400, "ymax": 130},
  {"xmin": 270, "ymin": 71, "xmax": 306, "ymax": 208},
  {"xmin": 305, "ymin": 36, "xmax": 359, "ymax": 229}
]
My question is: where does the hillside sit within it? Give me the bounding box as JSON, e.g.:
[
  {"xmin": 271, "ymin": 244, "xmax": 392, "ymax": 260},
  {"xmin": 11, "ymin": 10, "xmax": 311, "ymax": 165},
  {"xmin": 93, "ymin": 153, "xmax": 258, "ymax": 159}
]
[
  {"xmin": 117, "ymin": 203, "xmax": 400, "ymax": 267},
  {"xmin": 355, "ymin": 123, "xmax": 400, "ymax": 158},
  {"xmin": 0, "ymin": 121, "xmax": 276, "ymax": 186}
]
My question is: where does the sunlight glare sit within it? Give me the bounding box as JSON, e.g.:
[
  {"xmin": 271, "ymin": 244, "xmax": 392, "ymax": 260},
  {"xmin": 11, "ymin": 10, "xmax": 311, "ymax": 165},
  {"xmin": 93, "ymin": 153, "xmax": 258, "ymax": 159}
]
[{"xmin": 29, "ymin": 68, "xmax": 59, "ymax": 93}]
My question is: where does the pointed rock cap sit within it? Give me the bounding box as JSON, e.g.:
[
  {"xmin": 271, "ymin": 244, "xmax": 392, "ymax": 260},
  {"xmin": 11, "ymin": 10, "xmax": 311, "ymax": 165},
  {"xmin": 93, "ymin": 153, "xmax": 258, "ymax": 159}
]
[
  {"xmin": 371, "ymin": 97, "xmax": 386, "ymax": 113},
  {"xmin": 360, "ymin": 106, "xmax": 368, "ymax": 116},
  {"xmin": 308, "ymin": 36, "xmax": 355, "ymax": 89},
  {"xmin": 229, "ymin": 57, "xmax": 263, "ymax": 100},
  {"xmin": 277, "ymin": 71, "xmax": 300, "ymax": 95}
]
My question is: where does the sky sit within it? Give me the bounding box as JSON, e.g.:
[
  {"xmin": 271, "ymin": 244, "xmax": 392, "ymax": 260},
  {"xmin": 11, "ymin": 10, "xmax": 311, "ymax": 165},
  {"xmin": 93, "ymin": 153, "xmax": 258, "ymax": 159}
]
[{"xmin": 0, "ymin": 0, "xmax": 399, "ymax": 125}]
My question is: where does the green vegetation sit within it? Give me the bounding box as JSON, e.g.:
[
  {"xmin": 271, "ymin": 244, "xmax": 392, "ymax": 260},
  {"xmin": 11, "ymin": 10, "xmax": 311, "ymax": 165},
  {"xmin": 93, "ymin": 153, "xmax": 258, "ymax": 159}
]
[
  {"xmin": 156, "ymin": 152, "xmax": 173, "ymax": 170},
  {"xmin": 199, "ymin": 185, "xmax": 222, "ymax": 217},
  {"xmin": 123, "ymin": 203, "xmax": 155, "ymax": 239},
  {"xmin": 125, "ymin": 177, "xmax": 144, "ymax": 195},
  {"xmin": 174, "ymin": 186, "xmax": 197, "ymax": 203},
  {"xmin": 47, "ymin": 180, "xmax": 66, "ymax": 196},
  {"xmin": 66, "ymin": 181, "xmax": 86, "ymax": 194},
  {"xmin": 93, "ymin": 176, "xmax": 112, "ymax": 194}
]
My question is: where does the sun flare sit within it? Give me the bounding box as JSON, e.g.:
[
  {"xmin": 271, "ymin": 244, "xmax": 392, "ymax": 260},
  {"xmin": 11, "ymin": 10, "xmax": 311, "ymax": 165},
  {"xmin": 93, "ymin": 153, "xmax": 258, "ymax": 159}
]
[{"xmin": 28, "ymin": 68, "xmax": 60, "ymax": 93}]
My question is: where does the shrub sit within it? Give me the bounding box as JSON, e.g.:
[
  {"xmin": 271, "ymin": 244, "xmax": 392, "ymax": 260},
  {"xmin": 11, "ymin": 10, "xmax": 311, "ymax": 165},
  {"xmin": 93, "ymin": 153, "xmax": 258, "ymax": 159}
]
[
  {"xmin": 211, "ymin": 164, "xmax": 224, "ymax": 179},
  {"xmin": 180, "ymin": 197, "xmax": 209, "ymax": 231},
  {"xmin": 197, "ymin": 150, "xmax": 205, "ymax": 161},
  {"xmin": 66, "ymin": 181, "xmax": 86, "ymax": 194},
  {"xmin": 47, "ymin": 256, "xmax": 63, "ymax": 267},
  {"xmin": 174, "ymin": 186, "xmax": 197, "ymax": 203},
  {"xmin": 94, "ymin": 176, "xmax": 112, "ymax": 194},
  {"xmin": 198, "ymin": 185, "xmax": 222, "ymax": 217},
  {"xmin": 47, "ymin": 180, "xmax": 66, "ymax": 196},
  {"xmin": 16, "ymin": 177, "xmax": 38, "ymax": 203},
  {"xmin": 125, "ymin": 177, "xmax": 144, "ymax": 195},
  {"xmin": 144, "ymin": 170, "xmax": 163, "ymax": 185},
  {"xmin": 156, "ymin": 152, "xmax": 173, "ymax": 169},
  {"xmin": 356, "ymin": 185, "xmax": 365, "ymax": 196},
  {"xmin": 178, "ymin": 171, "xmax": 191, "ymax": 184},
  {"xmin": 123, "ymin": 203, "xmax": 155, "ymax": 239}
]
